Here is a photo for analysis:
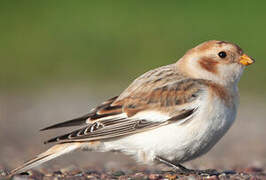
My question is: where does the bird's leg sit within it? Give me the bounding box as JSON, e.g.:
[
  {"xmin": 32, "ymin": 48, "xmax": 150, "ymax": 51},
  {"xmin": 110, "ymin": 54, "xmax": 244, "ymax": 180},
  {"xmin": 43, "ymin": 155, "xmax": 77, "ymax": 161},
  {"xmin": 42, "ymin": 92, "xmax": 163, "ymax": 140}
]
[
  {"xmin": 154, "ymin": 156, "xmax": 195, "ymax": 174},
  {"xmin": 155, "ymin": 156, "xmax": 220, "ymax": 176}
]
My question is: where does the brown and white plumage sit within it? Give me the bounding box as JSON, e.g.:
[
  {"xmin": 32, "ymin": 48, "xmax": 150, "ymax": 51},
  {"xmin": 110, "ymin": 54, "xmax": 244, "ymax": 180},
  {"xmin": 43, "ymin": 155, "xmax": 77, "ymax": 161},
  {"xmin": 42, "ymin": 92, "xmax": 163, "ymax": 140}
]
[{"xmin": 10, "ymin": 40, "xmax": 254, "ymax": 175}]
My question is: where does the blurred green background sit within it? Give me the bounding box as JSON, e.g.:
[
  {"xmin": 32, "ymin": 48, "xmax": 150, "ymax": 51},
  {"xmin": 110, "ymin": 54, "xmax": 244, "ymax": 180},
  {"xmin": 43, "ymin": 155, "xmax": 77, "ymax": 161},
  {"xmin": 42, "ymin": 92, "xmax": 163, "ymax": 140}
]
[{"xmin": 0, "ymin": 1, "xmax": 265, "ymax": 96}]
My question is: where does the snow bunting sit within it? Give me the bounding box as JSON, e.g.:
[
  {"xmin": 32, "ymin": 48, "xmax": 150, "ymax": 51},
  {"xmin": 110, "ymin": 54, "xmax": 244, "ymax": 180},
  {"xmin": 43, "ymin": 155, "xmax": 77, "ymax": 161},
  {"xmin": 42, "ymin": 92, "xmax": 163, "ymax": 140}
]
[{"xmin": 10, "ymin": 40, "xmax": 254, "ymax": 175}]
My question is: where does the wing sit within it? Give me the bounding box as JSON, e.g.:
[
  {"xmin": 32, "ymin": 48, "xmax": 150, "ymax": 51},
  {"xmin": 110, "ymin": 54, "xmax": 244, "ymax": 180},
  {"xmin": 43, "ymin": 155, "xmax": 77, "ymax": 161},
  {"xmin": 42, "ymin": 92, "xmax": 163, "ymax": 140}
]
[
  {"xmin": 42, "ymin": 64, "xmax": 206, "ymax": 144},
  {"xmin": 44, "ymin": 108, "xmax": 195, "ymax": 144}
]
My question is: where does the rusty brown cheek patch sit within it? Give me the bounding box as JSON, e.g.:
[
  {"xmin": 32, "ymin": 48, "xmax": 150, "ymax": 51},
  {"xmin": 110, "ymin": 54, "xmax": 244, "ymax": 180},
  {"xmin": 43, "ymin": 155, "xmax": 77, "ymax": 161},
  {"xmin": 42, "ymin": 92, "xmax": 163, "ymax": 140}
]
[{"xmin": 199, "ymin": 58, "xmax": 218, "ymax": 73}]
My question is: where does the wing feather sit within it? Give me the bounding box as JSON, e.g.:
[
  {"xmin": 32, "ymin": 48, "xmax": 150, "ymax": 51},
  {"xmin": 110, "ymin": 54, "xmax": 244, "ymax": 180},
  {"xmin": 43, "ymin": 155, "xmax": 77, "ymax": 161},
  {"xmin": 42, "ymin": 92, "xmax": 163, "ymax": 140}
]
[
  {"xmin": 44, "ymin": 108, "xmax": 196, "ymax": 144},
  {"xmin": 42, "ymin": 65, "xmax": 206, "ymax": 144}
]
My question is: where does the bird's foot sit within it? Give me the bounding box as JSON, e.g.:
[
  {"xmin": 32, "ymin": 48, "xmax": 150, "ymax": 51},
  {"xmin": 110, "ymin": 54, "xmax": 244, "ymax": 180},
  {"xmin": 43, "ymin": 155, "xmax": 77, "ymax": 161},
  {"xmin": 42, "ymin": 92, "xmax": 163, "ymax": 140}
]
[
  {"xmin": 190, "ymin": 169, "xmax": 220, "ymax": 176},
  {"xmin": 174, "ymin": 164, "xmax": 220, "ymax": 176},
  {"xmin": 155, "ymin": 156, "xmax": 220, "ymax": 176}
]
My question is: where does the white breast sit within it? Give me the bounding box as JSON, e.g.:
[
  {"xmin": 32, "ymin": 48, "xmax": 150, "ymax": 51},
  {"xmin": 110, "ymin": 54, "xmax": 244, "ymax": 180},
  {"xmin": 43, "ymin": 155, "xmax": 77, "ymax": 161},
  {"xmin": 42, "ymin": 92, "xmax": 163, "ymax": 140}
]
[{"xmin": 102, "ymin": 90, "xmax": 238, "ymax": 164}]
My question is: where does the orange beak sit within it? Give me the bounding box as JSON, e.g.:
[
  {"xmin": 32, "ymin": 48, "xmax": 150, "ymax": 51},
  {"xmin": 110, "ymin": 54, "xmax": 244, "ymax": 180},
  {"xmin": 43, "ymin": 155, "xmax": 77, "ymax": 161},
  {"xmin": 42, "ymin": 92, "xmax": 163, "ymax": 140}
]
[{"xmin": 239, "ymin": 54, "xmax": 255, "ymax": 66}]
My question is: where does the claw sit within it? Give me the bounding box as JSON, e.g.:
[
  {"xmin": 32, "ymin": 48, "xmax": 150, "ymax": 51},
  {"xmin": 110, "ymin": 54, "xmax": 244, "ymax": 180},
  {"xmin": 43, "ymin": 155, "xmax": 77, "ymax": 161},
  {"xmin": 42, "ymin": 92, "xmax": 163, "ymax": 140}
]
[{"xmin": 195, "ymin": 169, "xmax": 220, "ymax": 176}]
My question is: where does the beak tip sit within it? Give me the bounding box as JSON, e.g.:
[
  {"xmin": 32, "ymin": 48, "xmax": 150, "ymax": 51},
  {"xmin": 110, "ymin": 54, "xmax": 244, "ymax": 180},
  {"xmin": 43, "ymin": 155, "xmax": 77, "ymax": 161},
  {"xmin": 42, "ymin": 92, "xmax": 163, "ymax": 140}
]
[{"xmin": 240, "ymin": 54, "xmax": 255, "ymax": 66}]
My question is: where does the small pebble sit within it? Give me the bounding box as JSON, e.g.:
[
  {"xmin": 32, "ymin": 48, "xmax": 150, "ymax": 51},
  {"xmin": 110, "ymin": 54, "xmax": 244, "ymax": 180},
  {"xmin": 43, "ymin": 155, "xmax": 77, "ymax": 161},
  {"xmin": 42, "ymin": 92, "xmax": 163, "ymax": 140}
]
[
  {"xmin": 86, "ymin": 175, "xmax": 98, "ymax": 180},
  {"xmin": 0, "ymin": 169, "xmax": 8, "ymax": 177},
  {"xmin": 206, "ymin": 175, "xmax": 219, "ymax": 180},
  {"xmin": 243, "ymin": 166, "xmax": 263, "ymax": 173},
  {"xmin": 118, "ymin": 176, "xmax": 130, "ymax": 180},
  {"xmin": 53, "ymin": 170, "xmax": 62, "ymax": 175},
  {"xmin": 53, "ymin": 170, "xmax": 64, "ymax": 177},
  {"xmin": 221, "ymin": 170, "xmax": 236, "ymax": 175},
  {"xmin": 249, "ymin": 177, "xmax": 260, "ymax": 180},
  {"xmin": 132, "ymin": 172, "xmax": 148, "ymax": 180},
  {"xmin": 149, "ymin": 173, "xmax": 162, "ymax": 180},
  {"xmin": 218, "ymin": 173, "xmax": 228, "ymax": 180},
  {"xmin": 19, "ymin": 171, "xmax": 30, "ymax": 176},
  {"xmin": 112, "ymin": 170, "xmax": 125, "ymax": 176},
  {"xmin": 86, "ymin": 169, "xmax": 100, "ymax": 175},
  {"xmin": 186, "ymin": 175, "xmax": 197, "ymax": 180},
  {"xmin": 165, "ymin": 173, "xmax": 177, "ymax": 180}
]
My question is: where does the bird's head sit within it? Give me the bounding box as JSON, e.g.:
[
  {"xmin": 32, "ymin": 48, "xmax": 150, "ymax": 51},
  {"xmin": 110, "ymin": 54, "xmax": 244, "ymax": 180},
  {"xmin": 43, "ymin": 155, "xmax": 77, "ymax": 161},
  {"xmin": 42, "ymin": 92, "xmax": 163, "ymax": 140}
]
[{"xmin": 176, "ymin": 40, "xmax": 254, "ymax": 86}]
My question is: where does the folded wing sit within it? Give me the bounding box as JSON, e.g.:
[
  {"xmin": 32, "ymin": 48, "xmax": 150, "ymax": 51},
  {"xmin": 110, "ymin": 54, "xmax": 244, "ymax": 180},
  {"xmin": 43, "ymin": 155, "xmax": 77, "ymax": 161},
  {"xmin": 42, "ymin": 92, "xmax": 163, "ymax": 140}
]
[{"xmin": 43, "ymin": 76, "xmax": 205, "ymax": 144}]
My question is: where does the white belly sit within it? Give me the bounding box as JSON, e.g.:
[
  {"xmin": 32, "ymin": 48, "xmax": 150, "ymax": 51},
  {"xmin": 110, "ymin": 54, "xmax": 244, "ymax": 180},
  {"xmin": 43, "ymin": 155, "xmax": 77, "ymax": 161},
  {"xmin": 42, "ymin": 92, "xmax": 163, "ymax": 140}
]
[{"xmin": 102, "ymin": 96, "xmax": 237, "ymax": 164}]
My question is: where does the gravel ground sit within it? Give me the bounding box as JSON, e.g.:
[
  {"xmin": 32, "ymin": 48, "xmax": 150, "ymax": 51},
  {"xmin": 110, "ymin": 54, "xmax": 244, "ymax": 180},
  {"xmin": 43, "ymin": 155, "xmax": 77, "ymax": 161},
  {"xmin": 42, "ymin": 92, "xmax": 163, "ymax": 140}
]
[
  {"xmin": 0, "ymin": 166, "xmax": 265, "ymax": 179},
  {"xmin": 0, "ymin": 89, "xmax": 265, "ymax": 179}
]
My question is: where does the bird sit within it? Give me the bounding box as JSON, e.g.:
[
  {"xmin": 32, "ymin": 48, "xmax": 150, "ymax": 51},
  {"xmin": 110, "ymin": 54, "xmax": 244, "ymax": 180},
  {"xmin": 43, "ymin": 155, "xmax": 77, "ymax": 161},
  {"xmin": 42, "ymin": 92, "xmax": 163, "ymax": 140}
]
[{"xmin": 10, "ymin": 40, "xmax": 254, "ymax": 176}]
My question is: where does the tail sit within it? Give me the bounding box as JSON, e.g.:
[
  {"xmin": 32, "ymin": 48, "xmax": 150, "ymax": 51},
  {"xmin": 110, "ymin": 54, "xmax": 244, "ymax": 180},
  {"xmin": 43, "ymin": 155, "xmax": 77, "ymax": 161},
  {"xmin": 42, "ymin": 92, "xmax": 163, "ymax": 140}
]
[{"xmin": 10, "ymin": 143, "xmax": 82, "ymax": 175}]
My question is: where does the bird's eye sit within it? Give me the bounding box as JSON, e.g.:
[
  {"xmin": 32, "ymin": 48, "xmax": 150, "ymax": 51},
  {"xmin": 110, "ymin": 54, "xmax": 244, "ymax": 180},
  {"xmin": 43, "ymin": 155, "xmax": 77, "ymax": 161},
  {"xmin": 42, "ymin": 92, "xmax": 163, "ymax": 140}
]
[{"xmin": 218, "ymin": 51, "xmax": 227, "ymax": 58}]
